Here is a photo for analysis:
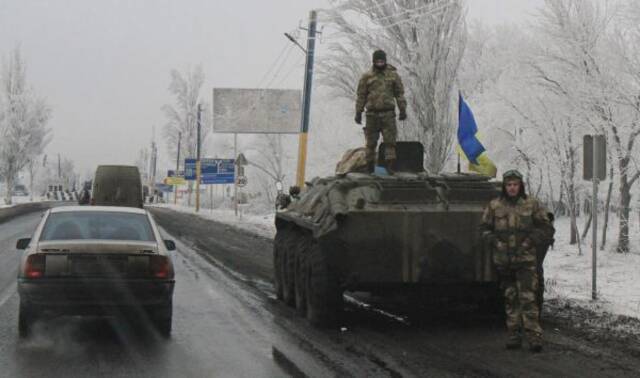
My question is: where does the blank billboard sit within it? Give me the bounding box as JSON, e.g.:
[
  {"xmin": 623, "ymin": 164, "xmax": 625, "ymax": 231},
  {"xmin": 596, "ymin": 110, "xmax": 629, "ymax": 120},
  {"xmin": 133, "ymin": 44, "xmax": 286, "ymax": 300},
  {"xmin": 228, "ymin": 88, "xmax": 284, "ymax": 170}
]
[{"xmin": 213, "ymin": 88, "xmax": 302, "ymax": 134}]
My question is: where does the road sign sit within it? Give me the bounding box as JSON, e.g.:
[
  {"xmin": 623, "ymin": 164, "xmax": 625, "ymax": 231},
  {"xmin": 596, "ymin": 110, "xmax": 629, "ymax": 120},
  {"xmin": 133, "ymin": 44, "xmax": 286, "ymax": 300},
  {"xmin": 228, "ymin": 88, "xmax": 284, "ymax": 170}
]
[
  {"xmin": 583, "ymin": 135, "xmax": 606, "ymax": 181},
  {"xmin": 583, "ymin": 134, "xmax": 606, "ymax": 301},
  {"xmin": 236, "ymin": 153, "xmax": 248, "ymax": 166},
  {"xmin": 201, "ymin": 158, "xmax": 235, "ymax": 184},
  {"xmin": 185, "ymin": 158, "xmax": 235, "ymax": 184},
  {"xmin": 185, "ymin": 159, "xmax": 197, "ymax": 180},
  {"xmin": 165, "ymin": 176, "xmax": 186, "ymax": 186},
  {"xmin": 236, "ymin": 175, "xmax": 248, "ymax": 188}
]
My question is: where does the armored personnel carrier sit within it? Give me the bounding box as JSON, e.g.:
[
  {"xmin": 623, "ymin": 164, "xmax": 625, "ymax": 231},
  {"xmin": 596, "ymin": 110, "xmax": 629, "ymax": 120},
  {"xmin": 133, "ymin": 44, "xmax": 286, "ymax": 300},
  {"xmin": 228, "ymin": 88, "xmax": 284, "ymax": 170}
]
[{"xmin": 274, "ymin": 142, "xmax": 501, "ymax": 325}]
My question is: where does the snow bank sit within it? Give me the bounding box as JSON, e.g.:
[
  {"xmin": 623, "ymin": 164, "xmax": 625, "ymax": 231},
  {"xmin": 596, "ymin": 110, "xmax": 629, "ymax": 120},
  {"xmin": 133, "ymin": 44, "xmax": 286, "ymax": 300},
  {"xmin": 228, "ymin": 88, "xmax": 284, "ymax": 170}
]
[
  {"xmin": 0, "ymin": 196, "xmax": 42, "ymax": 209},
  {"xmin": 154, "ymin": 203, "xmax": 276, "ymax": 239},
  {"xmin": 545, "ymin": 214, "xmax": 640, "ymax": 319}
]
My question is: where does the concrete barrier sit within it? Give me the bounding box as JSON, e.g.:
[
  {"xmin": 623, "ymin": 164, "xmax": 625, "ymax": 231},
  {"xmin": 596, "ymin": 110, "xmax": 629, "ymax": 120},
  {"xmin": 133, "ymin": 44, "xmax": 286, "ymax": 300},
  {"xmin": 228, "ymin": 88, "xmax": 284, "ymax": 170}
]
[{"xmin": 0, "ymin": 202, "xmax": 53, "ymax": 225}]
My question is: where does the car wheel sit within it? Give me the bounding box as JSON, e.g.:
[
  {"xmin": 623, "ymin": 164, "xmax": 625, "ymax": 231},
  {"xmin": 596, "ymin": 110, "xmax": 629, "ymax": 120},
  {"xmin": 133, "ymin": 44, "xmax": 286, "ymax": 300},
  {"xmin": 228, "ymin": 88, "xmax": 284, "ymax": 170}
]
[
  {"xmin": 19, "ymin": 300, "xmax": 37, "ymax": 338},
  {"xmin": 148, "ymin": 302, "xmax": 172, "ymax": 338}
]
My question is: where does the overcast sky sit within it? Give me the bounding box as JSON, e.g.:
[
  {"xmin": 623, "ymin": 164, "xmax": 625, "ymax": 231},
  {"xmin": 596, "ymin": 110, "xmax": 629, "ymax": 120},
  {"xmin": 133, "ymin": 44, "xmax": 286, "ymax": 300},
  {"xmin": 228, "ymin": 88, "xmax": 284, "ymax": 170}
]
[{"xmin": 0, "ymin": 0, "xmax": 543, "ymax": 175}]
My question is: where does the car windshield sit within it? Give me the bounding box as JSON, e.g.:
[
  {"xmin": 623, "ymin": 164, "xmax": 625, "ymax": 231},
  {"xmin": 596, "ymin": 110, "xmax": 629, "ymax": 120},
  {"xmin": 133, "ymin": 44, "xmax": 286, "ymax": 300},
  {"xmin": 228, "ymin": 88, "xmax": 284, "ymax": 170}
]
[{"xmin": 40, "ymin": 212, "xmax": 156, "ymax": 242}]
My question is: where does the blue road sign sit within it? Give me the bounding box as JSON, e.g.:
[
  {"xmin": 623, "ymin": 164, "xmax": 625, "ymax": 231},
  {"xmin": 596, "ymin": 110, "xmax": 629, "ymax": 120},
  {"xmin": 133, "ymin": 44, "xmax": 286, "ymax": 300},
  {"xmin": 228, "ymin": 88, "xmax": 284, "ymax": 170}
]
[
  {"xmin": 184, "ymin": 159, "xmax": 197, "ymax": 180},
  {"xmin": 202, "ymin": 158, "xmax": 235, "ymax": 184},
  {"xmin": 184, "ymin": 158, "xmax": 235, "ymax": 184}
]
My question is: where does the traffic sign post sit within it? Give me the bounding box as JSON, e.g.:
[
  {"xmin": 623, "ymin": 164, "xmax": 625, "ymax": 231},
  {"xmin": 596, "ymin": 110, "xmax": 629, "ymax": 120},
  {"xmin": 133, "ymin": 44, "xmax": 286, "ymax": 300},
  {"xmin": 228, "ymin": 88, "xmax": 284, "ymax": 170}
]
[{"xmin": 583, "ymin": 134, "xmax": 606, "ymax": 300}]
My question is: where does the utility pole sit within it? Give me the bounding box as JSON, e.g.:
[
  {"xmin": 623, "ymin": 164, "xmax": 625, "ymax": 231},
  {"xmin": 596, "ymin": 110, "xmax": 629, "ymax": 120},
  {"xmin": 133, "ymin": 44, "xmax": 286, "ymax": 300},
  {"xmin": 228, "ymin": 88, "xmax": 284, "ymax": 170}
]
[
  {"xmin": 57, "ymin": 154, "xmax": 61, "ymax": 179},
  {"xmin": 150, "ymin": 140, "xmax": 157, "ymax": 203},
  {"xmin": 175, "ymin": 132, "xmax": 182, "ymax": 205},
  {"xmin": 295, "ymin": 10, "xmax": 318, "ymax": 188},
  {"xmin": 195, "ymin": 104, "xmax": 202, "ymax": 212}
]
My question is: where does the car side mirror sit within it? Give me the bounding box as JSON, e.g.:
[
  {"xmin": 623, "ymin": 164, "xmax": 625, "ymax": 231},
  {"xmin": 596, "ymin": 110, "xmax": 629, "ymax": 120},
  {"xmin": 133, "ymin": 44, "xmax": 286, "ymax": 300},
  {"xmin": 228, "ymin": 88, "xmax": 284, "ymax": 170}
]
[
  {"xmin": 16, "ymin": 238, "xmax": 31, "ymax": 250},
  {"xmin": 163, "ymin": 240, "xmax": 176, "ymax": 251}
]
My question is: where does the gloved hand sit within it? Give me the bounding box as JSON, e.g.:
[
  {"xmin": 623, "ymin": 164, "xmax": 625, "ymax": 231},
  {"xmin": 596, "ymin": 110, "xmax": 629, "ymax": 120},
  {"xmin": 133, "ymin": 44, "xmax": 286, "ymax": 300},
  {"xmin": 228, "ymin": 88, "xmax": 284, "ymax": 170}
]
[
  {"xmin": 398, "ymin": 110, "xmax": 407, "ymax": 121},
  {"xmin": 355, "ymin": 112, "xmax": 362, "ymax": 125}
]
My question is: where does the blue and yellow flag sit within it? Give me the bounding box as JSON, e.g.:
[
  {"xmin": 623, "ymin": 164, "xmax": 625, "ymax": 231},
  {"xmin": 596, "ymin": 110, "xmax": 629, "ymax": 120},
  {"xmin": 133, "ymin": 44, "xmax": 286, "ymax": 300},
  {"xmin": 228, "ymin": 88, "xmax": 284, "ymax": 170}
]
[{"xmin": 457, "ymin": 94, "xmax": 497, "ymax": 177}]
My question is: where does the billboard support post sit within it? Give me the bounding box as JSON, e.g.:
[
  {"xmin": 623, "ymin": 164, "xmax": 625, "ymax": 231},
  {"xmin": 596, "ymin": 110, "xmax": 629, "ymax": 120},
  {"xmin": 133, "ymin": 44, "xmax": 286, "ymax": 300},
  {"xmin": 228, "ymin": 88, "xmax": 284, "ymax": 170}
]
[{"xmin": 295, "ymin": 10, "xmax": 318, "ymax": 188}]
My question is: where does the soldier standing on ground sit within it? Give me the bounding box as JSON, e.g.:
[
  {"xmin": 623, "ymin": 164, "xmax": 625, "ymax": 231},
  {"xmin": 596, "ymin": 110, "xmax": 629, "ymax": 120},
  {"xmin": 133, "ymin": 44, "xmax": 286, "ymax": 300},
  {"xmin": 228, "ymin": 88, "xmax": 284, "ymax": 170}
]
[
  {"xmin": 355, "ymin": 50, "xmax": 407, "ymax": 174},
  {"xmin": 479, "ymin": 170, "xmax": 555, "ymax": 352}
]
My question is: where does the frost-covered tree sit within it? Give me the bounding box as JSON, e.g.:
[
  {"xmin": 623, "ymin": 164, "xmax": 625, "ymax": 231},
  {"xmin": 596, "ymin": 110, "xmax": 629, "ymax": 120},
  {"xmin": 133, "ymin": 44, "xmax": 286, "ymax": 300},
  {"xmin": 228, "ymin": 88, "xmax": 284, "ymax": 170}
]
[
  {"xmin": 162, "ymin": 66, "xmax": 211, "ymax": 161},
  {"xmin": 320, "ymin": 0, "xmax": 466, "ymax": 172},
  {"xmin": 532, "ymin": 0, "xmax": 640, "ymax": 253},
  {"xmin": 0, "ymin": 47, "xmax": 51, "ymax": 204},
  {"xmin": 135, "ymin": 147, "xmax": 150, "ymax": 184},
  {"xmin": 247, "ymin": 134, "xmax": 289, "ymax": 204},
  {"xmin": 162, "ymin": 66, "xmax": 211, "ymax": 206}
]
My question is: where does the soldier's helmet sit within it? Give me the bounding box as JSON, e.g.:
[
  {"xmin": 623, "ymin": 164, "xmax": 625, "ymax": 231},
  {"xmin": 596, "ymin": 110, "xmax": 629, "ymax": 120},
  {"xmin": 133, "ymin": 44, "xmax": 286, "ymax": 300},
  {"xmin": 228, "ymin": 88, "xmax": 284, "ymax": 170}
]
[
  {"xmin": 501, "ymin": 169, "xmax": 527, "ymax": 199},
  {"xmin": 372, "ymin": 50, "xmax": 387, "ymax": 63}
]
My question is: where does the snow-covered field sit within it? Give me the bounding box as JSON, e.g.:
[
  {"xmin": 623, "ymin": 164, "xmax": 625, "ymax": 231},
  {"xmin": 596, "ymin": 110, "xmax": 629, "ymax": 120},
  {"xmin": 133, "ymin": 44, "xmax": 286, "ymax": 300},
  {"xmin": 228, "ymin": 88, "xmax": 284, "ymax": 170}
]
[
  {"xmin": 159, "ymin": 202, "xmax": 640, "ymax": 320},
  {"xmin": 545, "ymin": 214, "xmax": 640, "ymax": 319}
]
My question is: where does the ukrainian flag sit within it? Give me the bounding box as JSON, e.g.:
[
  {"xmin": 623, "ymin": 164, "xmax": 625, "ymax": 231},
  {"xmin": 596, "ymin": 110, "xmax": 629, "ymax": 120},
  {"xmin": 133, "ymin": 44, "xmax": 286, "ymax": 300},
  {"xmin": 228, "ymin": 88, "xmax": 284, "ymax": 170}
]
[{"xmin": 458, "ymin": 94, "xmax": 497, "ymax": 177}]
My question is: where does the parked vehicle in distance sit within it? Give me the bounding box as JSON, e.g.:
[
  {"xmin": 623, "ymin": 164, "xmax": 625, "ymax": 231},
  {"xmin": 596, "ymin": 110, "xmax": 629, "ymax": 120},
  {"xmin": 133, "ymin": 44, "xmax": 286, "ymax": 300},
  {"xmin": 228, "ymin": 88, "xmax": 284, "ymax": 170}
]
[
  {"xmin": 16, "ymin": 206, "xmax": 176, "ymax": 337},
  {"xmin": 92, "ymin": 165, "xmax": 143, "ymax": 208}
]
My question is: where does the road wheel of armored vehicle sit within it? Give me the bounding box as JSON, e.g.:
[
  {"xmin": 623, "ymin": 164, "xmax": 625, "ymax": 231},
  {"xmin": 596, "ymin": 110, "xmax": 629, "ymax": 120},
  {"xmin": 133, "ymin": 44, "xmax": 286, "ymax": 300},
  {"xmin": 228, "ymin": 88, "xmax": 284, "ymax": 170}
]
[
  {"xmin": 305, "ymin": 241, "xmax": 343, "ymax": 327},
  {"xmin": 281, "ymin": 231, "xmax": 298, "ymax": 307},
  {"xmin": 273, "ymin": 231, "xmax": 286, "ymax": 300},
  {"xmin": 294, "ymin": 235, "xmax": 311, "ymax": 316}
]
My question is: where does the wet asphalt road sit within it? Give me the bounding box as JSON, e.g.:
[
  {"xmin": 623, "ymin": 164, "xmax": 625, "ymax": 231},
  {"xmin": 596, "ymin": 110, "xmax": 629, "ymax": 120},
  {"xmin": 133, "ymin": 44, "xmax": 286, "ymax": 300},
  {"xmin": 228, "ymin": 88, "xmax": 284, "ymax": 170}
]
[{"xmin": 0, "ymin": 210, "xmax": 322, "ymax": 378}]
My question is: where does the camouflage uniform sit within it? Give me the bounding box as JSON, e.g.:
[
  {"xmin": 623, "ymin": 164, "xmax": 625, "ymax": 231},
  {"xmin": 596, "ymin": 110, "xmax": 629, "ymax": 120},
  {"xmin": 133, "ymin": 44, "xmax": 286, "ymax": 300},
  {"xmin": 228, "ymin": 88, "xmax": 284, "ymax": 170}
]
[
  {"xmin": 355, "ymin": 59, "xmax": 407, "ymax": 169},
  {"xmin": 479, "ymin": 172, "xmax": 554, "ymax": 350}
]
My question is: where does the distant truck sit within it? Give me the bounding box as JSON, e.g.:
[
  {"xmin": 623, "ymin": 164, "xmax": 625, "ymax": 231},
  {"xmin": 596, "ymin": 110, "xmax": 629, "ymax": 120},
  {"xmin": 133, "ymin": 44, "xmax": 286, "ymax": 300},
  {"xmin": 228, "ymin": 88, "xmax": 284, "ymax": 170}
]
[
  {"xmin": 91, "ymin": 165, "xmax": 143, "ymax": 208},
  {"xmin": 274, "ymin": 142, "xmax": 501, "ymax": 326}
]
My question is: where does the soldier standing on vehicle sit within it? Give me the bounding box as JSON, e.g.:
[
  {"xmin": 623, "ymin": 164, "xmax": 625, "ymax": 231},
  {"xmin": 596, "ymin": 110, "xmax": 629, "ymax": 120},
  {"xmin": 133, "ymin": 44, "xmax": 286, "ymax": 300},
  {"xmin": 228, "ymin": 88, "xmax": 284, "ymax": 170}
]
[
  {"xmin": 479, "ymin": 170, "xmax": 555, "ymax": 352},
  {"xmin": 355, "ymin": 50, "xmax": 407, "ymax": 174}
]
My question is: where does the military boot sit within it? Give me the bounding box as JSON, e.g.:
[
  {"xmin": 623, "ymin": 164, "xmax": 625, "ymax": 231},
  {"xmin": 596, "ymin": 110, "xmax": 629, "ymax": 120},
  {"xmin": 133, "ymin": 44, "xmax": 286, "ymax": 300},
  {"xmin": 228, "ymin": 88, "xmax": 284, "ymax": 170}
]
[
  {"xmin": 385, "ymin": 159, "xmax": 396, "ymax": 175},
  {"xmin": 528, "ymin": 334, "xmax": 543, "ymax": 353},
  {"xmin": 505, "ymin": 332, "xmax": 522, "ymax": 350}
]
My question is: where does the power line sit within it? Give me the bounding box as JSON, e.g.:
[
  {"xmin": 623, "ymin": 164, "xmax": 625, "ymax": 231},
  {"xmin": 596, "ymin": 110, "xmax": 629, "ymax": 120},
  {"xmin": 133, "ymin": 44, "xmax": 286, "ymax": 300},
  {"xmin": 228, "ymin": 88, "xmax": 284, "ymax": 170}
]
[
  {"xmin": 275, "ymin": 54, "xmax": 305, "ymax": 88},
  {"xmin": 265, "ymin": 44, "xmax": 296, "ymax": 88},
  {"xmin": 257, "ymin": 43, "xmax": 290, "ymax": 88}
]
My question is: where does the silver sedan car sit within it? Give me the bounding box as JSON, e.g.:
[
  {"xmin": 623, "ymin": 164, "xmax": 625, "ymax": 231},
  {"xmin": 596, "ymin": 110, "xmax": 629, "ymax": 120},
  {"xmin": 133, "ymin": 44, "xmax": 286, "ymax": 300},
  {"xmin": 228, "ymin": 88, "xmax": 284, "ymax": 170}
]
[{"xmin": 16, "ymin": 206, "xmax": 176, "ymax": 338}]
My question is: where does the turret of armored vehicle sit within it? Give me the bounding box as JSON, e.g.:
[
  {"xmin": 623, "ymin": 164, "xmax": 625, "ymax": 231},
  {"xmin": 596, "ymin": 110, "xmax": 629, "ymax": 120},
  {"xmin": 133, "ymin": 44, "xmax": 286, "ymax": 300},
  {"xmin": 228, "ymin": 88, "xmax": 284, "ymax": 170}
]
[{"xmin": 274, "ymin": 142, "xmax": 501, "ymax": 326}]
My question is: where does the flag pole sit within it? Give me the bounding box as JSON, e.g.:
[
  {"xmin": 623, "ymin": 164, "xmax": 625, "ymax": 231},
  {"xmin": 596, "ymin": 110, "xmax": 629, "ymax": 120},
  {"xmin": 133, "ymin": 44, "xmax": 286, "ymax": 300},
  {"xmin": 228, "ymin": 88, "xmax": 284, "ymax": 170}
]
[{"xmin": 457, "ymin": 91, "xmax": 461, "ymax": 174}]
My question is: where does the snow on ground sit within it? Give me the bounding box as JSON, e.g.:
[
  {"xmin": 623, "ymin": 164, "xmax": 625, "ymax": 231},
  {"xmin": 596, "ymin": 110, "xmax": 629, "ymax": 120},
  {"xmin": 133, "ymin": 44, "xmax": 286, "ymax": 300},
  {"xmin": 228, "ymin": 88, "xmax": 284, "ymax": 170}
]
[
  {"xmin": 545, "ymin": 214, "xmax": 640, "ymax": 319},
  {"xmin": 155, "ymin": 203, "xmax": 277, "ymax": 239}
]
